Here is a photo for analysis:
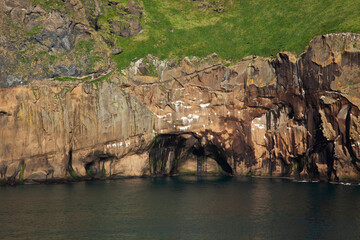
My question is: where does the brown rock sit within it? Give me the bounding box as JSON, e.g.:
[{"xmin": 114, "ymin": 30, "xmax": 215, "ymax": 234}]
[{"xmin": 2, "ymin": 33, "xmax": 360, "ymax": 184}]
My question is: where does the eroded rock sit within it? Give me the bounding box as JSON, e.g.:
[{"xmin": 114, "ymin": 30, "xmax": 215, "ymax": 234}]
[{"xmin": 1, "ymin": 33, "xmax": 360, "ymax": 184}]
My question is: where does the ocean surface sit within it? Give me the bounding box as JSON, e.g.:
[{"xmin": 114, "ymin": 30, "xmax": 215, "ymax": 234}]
[{"xmin": 0, "ymin": 176, "xmax": 359, "ymax": 240}]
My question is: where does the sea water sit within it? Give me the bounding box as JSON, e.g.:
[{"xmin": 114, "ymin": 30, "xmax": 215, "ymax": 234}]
[{"xmin": 0, "ymin": 176, "xmax": 359, "ymax": 239}]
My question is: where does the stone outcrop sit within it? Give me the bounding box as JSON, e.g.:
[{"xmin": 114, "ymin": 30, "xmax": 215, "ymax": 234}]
[
  {"xmin": 0, "ymin": 0, "xmax": 148, "ymax": 88},
  {"xmin": 192, "ymin": 0, "xmax": 225, "ymax": 12},
  {"xmin": 0, "ymin": 0, "xmax": 113, "ymax": 88},
  {"xmin": 1, "ymin": 33, "xmax": 360, "ymax": 184},
  {"xmin": 81, "ymin": 0, "xmax": 143, "ymax": 45}
]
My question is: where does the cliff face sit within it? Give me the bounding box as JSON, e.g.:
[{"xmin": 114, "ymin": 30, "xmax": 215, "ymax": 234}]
[{"xmin": 1, "ymin": 33, "xmax": 360, "ymax": 183}]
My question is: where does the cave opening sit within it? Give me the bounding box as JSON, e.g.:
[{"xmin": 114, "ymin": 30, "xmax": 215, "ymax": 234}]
[
  {"xmin": 81, "ymin": 151, "xmax": 115, "ymax": 179},
  {"xmin": 149, "ymin": 133, "xmax": 233, "ymax": 176}
]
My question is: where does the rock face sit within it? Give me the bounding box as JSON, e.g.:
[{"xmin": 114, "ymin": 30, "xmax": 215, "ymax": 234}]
[
  {"xmin": 0, "ymin": 80, "xmax": 155, "ymax": 182},
  {"xmin": 1, "ymin": 33, "xmax": 360, "ymax": 184}
]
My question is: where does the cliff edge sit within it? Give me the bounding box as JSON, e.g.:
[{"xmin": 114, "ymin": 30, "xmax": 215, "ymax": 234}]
[{"xmin": 1, "ymin": 33, "xmax": 360, "ymax": 184}]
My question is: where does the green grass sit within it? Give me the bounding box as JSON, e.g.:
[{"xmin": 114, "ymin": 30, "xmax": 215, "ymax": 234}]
[
  {"xmin": 69, "ymin": 168, "xmax": 79, "ymax": 180},
  {"xmin": 102, "ymin": 164, "xmax": 106, "ymax": 178},
  {"xmin": 111, "ymin": 0, "xmax": 360, "ymax": 69},
  {"xmin": 178, "ymin": 169, "xmax": 197, "ymax": 174},
  {"xmin": 90, "ymin": 72, "xmax": 113, "ymax": 83},
  {"xmin": 19, "ymin": 161, "xmax": 25, "ymax": 184},
  {"xmin": 54, "ymin": 76, "xmax": 92, "ymax": 81},
  {"xmin": 340, "ymin": 175, "xmax": 360, "ymax": 183},
  {"xmin": 86, "ymin": 168, "xmax": 94, "ymax": 177},
  {"xmin": 26, "ymin": 25, "xmax": 43, "ymax": 37},
  {"xmin": 33, "ymin": 0, "xmax": 66, "ymax": 11},
  {"xmin": 75, "ymin": 40, "xmax": 95, "ymax": 55}
]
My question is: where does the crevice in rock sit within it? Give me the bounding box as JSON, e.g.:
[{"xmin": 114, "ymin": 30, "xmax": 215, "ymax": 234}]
[
  {"xmin": 67, "ymin": 148, "xmax": 78, "ymax": 179},
  {"xmin": 0, "ymin": 164, "xmax": 7, "ymax": 180},
  {"xmin": 297, "ymin": 140, "xmax": 337, "ymax": 181},
  {"xmin": 0, "ymin": 111, "xmax": 11, "ymax": 116},
  {"xmin": 279, "ymin": 156, "xmax": 292, "ymax": 177},
  {"xmin": 291, "ymin": 154, "xmax": 305, "ymax": 180},
  {"xmin": 45, "ymin": 169, "xmax": 54, "ymax": 181},
  {"xmin": 345, "ymin": 106, "xmax": 360, "ymax": 171},
  {"xmin": 7, "ymin": 160, "xmax": 24, "ymax": 183}
]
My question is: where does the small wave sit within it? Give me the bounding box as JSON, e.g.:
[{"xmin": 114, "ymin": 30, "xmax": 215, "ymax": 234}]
[
  {"xmin": 297, "ymin": 180, "xmax": 308, "ymax": 183},
  {"xmin": 339, "ymin": 182, "xmax": 352, "ymax": 186}
]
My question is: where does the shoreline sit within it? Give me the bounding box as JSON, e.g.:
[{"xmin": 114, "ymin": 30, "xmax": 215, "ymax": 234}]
[{"xmin": 2, "ymin": 173, "xmax": 360, "ymax": 187}]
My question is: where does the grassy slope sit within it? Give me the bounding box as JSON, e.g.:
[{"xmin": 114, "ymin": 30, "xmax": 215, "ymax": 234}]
[{"xmin": 112, "ymin": 0, "xmax": 360, "ymax": 69}]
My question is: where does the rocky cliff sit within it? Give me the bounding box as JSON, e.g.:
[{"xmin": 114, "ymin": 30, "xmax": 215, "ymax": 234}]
[{"xmin": 1, "ymin": 33, "xmax": 360, "ymax": 184}]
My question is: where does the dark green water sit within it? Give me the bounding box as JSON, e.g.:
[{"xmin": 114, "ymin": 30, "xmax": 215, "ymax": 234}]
[{"xmin": 0, "ymin": 176, "xmax": 360, "ymax": 240}]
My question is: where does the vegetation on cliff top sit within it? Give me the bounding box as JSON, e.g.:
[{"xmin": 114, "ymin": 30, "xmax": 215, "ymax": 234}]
[
  {"xmin": 112, "ymin": 0, "xmax": 360, "ymax": 68},
  {"xmin": 2, "ymin": 0, "xmax": 360, "ymax": 85}
]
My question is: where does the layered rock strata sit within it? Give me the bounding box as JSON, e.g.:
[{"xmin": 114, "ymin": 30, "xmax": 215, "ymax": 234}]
[{"xmin": 1, "ymin": 33, "xmax": 360, "ymax": 183}]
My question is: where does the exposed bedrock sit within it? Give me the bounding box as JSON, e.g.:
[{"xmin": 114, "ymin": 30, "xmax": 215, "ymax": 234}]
[
  {"xmin": 1, "ymin": 33, "xmax": 360, "ymax": 184},
  {"xmin": 0, "ymin": 0, "xmax": 111, "ymax": 88}
]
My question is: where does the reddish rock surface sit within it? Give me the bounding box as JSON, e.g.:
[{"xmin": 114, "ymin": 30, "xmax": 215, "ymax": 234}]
[{"xmin": 1, "ymin": 33, "xmax": 360, "ymax": 184}]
